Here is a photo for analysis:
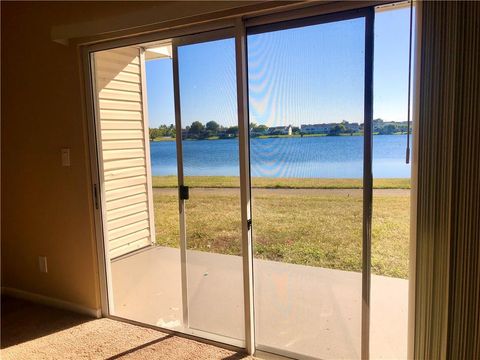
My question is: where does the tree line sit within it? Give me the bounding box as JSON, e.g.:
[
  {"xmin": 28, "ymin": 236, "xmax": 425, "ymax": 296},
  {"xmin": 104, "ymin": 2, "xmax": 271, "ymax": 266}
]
[
  {"xmin": 149, "ymin": 119, "xmax": 410, "ymax": 141},
  {"xmin": 186, "ymin": 121, "xmax": 238, "ymax": 140},
  {"xmin": 149, "ymin": 124, "xmax": 175, "ymax": 141},
  {"xmin": 184, "ymin": 121, "xmax": 280, "ymax": 139},
  {"xmin": 150, "ymin": 121, "xmax": 268, "ymax": 140}
]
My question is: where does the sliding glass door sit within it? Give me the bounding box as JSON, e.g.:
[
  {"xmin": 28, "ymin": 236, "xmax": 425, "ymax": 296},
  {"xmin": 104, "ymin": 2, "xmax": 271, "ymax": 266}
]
[
  {"xmin": 91, "ymin": 7, "xmax": 378, "ymax": 359},
  {"xmin": 247, "ymin": 12, "xmax": 371, "ymax": 359},
  {"xmin": 173, "ymin": 34, "xmax": 245, "ymax": 344},
  {"xmin": 92, "ymin": 45, "xmax": 184, "ymax": 331}
]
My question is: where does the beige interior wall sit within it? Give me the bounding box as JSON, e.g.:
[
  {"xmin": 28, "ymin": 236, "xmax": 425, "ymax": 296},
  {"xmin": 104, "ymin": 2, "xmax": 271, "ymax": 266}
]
[
  {"xmin": 0, "ymin": 0, "xmax": 279, "ymax": 312},
  {"xmin": 1, "ymin": 2, "xmax": 105, "ymax": 311}
]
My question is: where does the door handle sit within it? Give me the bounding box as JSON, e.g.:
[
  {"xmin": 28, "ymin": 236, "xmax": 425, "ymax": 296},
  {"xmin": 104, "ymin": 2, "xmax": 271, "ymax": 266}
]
[{"xmin": 179, "ymin": 185, "xmax": 189, "ymax": 200}]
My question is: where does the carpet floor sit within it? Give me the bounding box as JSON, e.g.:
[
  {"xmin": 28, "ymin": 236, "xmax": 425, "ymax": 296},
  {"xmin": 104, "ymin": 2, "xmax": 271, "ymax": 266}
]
[{"xmin": 1, "ymin": 296, "xmax": 252, "ymax": 360}]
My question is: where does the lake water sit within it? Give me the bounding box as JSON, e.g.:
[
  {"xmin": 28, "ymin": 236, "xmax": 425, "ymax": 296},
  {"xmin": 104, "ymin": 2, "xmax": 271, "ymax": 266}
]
[{"xmin": 150, "ymin": 135, "xmax": 411, "ymax": 178}]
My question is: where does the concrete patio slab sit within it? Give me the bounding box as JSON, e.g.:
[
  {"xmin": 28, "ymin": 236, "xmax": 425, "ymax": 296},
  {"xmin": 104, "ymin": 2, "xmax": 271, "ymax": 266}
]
[{"xmin": 110, "ymin": 246, "xmax": 407, "ymax": 359}]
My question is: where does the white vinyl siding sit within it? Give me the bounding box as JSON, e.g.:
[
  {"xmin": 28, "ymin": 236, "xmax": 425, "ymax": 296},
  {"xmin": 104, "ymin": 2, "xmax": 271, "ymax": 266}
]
[{"xmin": 94, "ymin": 47, "xmax": 155, "ymax": 259}]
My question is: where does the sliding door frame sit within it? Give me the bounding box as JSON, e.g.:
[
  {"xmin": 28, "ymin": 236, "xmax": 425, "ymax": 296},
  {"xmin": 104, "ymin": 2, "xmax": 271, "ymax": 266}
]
[
  {"xmin": 363, "ymin": 10, "xmax": 374, "ymax": 360},
  {"xmin": 171, "ymin": 43, "xmax": 189, "ymax": 335},
  {"xmin": 171, "ymin": 27, "xmax": 248, "ymax": 348},
  {"xmin": 244, "ymin": 7, "xmax": 375, "ymax": 359},
  {"xmin": 82, "ymin": 49, "xmax": 111, "ymax": 317},
  {"xmin": 235, "ymin": 19, "xmax": 256, "ymax": 355},
  {"xmin": 81, "ymin": 3, "xmax": 390, "ymax": 359}
]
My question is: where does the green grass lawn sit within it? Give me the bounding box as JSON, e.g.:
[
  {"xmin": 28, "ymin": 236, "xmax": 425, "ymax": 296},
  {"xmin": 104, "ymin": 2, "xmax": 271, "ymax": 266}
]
[
  {"xmin": 153, "ymin": 177, "xmax": 410, "ymax": 279},
  {"xmin": 152, "ymin": 176, "xmax": 410, "ymax": 189}
]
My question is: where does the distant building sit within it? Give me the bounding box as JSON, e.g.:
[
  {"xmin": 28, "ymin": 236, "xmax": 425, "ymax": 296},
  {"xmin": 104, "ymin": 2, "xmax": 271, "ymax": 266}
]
[
  {"xmin": 268, "ymin": 125, "xmax": 292, "ymax": 135},
  {"xmin": 301, "ymin": 123, "xmax": 336, "ymax": 134},
  {"xmin": 250, "ymin": 127, "xmax": 268, "ymax": 136}
]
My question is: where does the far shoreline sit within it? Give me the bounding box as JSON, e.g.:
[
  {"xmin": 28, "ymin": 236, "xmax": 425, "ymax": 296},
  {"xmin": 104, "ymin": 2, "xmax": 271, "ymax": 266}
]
[{"xmin": 150, "ymin": 132, "xmax": 409, "ymax": 142}]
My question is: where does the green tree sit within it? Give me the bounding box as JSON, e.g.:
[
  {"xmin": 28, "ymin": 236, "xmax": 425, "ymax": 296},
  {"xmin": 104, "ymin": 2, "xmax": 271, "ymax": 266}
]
[
  {"xmin": 226, "ymin": 126, "xmax": 239, "ymax": 137},
  {"xmin": 157, "ymin": 125, "xmax": 167, "ymax": 137},
  {"xmin": 206, "ymin": 121, "xmax": 220, "ymax": 133},
  {"xmin": 379, "ymin": 124, "xmax": 397, "ymax": 135},
  {"xmin": 329, "ymin": 124, "xmax": 346, "ymax": 136},
  {"xmin": 149, "ymin": 128, "xmax": 160, "ymax": 141},
  {"xmin": 164, "ymin": 124, "xmax": 175, "ymax": 138},
  {"xmin": 190, "ymin": 121, "xmax": 204, "ymax": 134},
  {"xmin": 256, "ymin": 125, "xmax": 268, "ymax": 133}
]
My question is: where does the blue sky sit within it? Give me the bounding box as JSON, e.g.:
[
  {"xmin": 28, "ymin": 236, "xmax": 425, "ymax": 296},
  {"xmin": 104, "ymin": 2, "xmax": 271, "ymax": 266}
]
[{"xmin": 146, "ymin": 7, "xmax": 412, "ymax": 128}]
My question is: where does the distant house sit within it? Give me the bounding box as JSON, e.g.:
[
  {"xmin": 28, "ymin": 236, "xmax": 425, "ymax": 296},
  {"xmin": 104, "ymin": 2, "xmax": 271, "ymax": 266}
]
[
  {"xmin": 301, "ymin": 123, "xmax": 336, "ymax": 134},
  {"xmin": 250, "ymin": 127, "xmax": 268, "ymax": 136},
  {"xmin": 268, "ymin": 125, "xmax": 292, "ymax": 135}
]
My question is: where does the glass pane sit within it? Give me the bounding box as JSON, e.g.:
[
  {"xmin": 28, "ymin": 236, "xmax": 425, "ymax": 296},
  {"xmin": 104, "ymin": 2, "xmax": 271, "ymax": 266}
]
[
  {"xmin": 248, "ymin": 17, "xmax": 366, "ymax": 359},
  {"xmin": 178, "ymin": 38, "xmax": 244, "ymax": 341},
  {"xmin": 95, "ymin": 45, "xmax": 183, "ymax": 330},
  {"xmin": 371, "ymin": 6, "xmax": 412, "ymax": 359}
]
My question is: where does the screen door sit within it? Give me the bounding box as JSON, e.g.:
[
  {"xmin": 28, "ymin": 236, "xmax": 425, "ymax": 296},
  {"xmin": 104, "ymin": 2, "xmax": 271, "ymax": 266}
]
[{"xmin": 173, "ymin": 33, "xmax": 245, "ymax": 344}]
